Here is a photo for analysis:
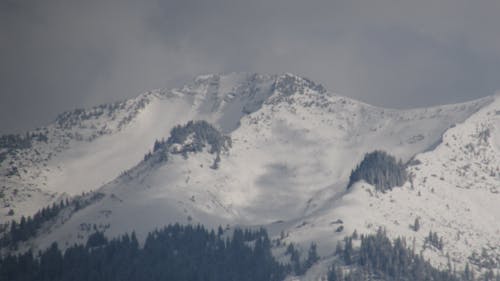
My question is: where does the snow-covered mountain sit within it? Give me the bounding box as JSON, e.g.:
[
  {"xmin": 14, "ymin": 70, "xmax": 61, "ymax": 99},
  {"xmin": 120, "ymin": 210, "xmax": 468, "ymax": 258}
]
[
  {"xmin": 1, "ymin": 73, "xmax": 498, "ymax": 278},
  {"xmin": 0, "ymin": 73, "xmax": 280, "ymax": 220}
]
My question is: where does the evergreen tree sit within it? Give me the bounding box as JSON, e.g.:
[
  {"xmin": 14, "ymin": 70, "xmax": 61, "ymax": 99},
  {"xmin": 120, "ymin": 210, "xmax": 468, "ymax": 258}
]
[
  {"xmin": 327, "ymin": 264, "xmax": 343, "ymax": 281},
  {"xmin": 347, "ymin": 150, "xmax": 407, "ymax": 192},
  {"xmin": 413, "ymin": 217, "xmax": 421, "ymax": 232},
  {"xmin": 0, "ymin": 224, "xmax": 287, "ymax": 281},
  {"xmin": 305, "ymin": 243, "xmax": 319, "ymax": 269},
  {"xmin": 327, "ymin": 227, "xmax": 471, "ymax": 281}
]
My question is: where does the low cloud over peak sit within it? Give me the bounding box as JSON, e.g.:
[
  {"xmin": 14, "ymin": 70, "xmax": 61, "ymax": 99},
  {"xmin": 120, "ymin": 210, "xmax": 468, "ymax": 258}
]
[{"xmin": 1, "ymin": 0, "xmax": 500, "ymax": 133}]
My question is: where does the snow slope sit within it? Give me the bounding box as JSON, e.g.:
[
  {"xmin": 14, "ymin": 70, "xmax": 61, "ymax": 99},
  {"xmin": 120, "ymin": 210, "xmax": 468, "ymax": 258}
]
[
  {"xmin": 275, "ymin": 94, "xmax": 500, "ymax": 276},
  {"xmin": 1, "ymin": 73, "xmax": 498, "ymax": 278},
  {"xmin": 0, "ymin": 73, "xmax": 278, "ymax": 220}
]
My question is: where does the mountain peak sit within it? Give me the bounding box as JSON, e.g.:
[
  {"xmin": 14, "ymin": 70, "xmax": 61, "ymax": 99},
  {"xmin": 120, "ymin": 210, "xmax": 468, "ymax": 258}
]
[{"xmin": 189, "ymin": 72, "xmax": 327, "ymax": 95}]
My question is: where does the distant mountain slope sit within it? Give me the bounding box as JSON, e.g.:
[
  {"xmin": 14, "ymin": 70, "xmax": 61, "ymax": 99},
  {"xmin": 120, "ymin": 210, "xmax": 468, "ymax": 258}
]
[
  {"xmin": 1, "ymin": 73, "xmax": 279, "ymax": 220},
  {"xmin": 278, "ymin": 94, "xmax": 500, "ymax": 276},
  {"xmin": 1, "ymin": 73, "xmax": 498, "ymax": 278}
]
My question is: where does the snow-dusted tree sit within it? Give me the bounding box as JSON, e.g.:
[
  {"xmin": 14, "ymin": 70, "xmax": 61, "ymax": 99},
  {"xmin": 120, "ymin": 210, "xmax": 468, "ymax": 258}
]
[{"xmin": 347, "ymin": 150, "xmax": 407, "ymax": 192}]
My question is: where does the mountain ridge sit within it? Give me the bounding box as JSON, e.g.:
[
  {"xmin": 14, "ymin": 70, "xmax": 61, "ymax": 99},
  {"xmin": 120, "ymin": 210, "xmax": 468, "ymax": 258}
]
[
  {"xmin": 0, "ymin": 72, "xmax": 493, "ymax": 219},
  {"xmin": 1, "ymin": 73, "xmax": 499, "ymax": 279}
]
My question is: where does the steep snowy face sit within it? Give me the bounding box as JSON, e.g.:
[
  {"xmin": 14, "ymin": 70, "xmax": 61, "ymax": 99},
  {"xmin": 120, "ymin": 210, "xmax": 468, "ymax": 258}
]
[
  {"xmin": 405, "ymin": 95, "xmax": 500, "ymax": 270},
  {"xmin": 275, "ymin": 96, "xmax": 500, "ymax": 274},
  {"xmin": 0, "ymin": 73, "xmax": 276, "ymax": 220},
  {"xmin": 411, "ymin": 95, "xmax": 500, "ymax": 193},
  {"xmin": 185, "ymin": 73, "xmax": 278, "ymax": 132},
  {"xmin": 222, "ymin": 87, "xmax": 492, "ymax": 222},
  {"xmin": 0, "ymin": 92, "xmax": 161, "ymax": 220}
]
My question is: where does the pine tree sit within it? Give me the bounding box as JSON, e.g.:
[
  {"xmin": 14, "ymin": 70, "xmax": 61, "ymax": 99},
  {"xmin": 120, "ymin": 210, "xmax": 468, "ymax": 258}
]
[
  {"xmin": 305, "ymin": 243, "xmax": 319, "ymax": 268},
  {"xmin": 413, "ymin": 217, "xmax": 420, "ymax": 232},
  {"xmin": 327, "ymin": 265, "xmax": 343, "ymax": 281}
]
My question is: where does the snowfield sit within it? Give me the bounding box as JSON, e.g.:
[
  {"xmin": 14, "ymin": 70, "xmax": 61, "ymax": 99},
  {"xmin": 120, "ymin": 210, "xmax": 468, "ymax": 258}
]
[{"xmin": 1, "ymin": 73, "xmax": 499, "ymax": 279}]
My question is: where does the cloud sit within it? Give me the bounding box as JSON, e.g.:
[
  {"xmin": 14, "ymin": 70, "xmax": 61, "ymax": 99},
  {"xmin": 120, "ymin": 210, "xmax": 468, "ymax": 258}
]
[{"xmin": 1, "ymin": 0, "xmax": 500, "ymax": 133}]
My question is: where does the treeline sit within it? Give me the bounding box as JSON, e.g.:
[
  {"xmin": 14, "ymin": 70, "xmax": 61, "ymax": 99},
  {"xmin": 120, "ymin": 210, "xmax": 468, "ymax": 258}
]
[
  {"xmin": 0, "ymin": 224, "xmax": 288, "ymax": 281},
  {"xmin": 0, "ymin": 192, "xmax": 105, "ymax": 250},
  {"xmin": 328, "ymin": 229, "xmax": 500, "ymax": 281},
  {"xmin": 347, "ymin": 150, "xmax": 407, "ymax": 192}
]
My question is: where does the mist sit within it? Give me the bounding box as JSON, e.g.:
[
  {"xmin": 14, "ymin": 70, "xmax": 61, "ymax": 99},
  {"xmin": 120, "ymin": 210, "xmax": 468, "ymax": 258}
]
[{"xmin": 2, "ymin": 0, "xmax": 500, "ymax": 134}]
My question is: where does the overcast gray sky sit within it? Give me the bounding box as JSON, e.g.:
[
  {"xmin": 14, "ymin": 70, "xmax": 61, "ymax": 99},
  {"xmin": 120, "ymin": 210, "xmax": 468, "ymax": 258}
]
[{"xmin": 1, "ymin": 0, "xmax": 500, "ymax": 134}]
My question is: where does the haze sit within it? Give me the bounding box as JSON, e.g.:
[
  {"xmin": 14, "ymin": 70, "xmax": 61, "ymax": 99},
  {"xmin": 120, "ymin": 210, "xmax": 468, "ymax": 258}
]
[{"xmin": 1, "ymin": 0, "xmax": 500, "ymax": 134}]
